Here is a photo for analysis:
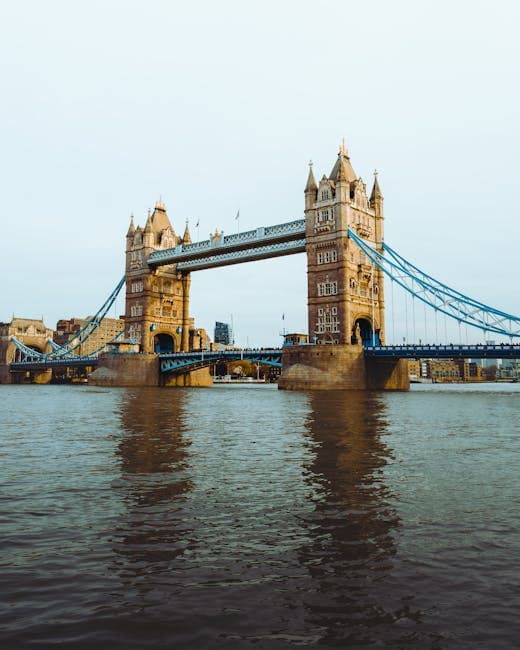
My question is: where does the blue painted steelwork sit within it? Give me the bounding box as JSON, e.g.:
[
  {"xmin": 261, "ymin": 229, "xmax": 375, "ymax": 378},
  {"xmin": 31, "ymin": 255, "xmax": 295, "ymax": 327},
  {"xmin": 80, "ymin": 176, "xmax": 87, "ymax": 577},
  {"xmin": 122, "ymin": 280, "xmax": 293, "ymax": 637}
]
[
  {"xmin": 9, "ymin": 277, "xmax": 126, "ymax": 365},
  {"xmin": 175, "ymin": 239, "xmax": 306, "ymax": 272},
  {"xmin": 364, "ymin": 343, "xmax": 520, "ymax": 359},
  {"xmin": 10, "ymin": 356, "xmax": 99, "ymax": 371},
  {"xmin": 49, "ymin": 276, "xmax": 126, "ymax": 357},
  {"xmin": 148, "ymin": 219, "xmax": 306, "ymax": 269},
  {"xmin": 159, "ymin": 349, "xmax": 282, "ymax": 374},
  {"xmin": 347, "ymin": 228, "xmax": 520, "ymax": 338}
]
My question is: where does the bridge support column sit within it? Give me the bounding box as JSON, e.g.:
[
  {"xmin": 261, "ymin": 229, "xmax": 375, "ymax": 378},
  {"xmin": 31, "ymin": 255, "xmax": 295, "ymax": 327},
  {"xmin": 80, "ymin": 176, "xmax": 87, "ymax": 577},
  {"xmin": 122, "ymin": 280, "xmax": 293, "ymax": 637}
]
[
  {"xmin": 365, "ymin": 358, "xmax": 409, "ymax": 391},
  {"xmin": 89, "ymin": 353, "xmax": 160, "ymax": 386},
  {"xmin": 32, "ymin": 369, "xmax": 53, "ymax": 384},
  {"xmin": 181, "ymin": 274, "xmax": 191, "ymax": 352},
  {"xmin": 278, "ymin": 344, "xmax": 409, "ymax": 391},
  {"xmin": 162, "ymin": 367, "xmax": 213, "ymax": 387}
]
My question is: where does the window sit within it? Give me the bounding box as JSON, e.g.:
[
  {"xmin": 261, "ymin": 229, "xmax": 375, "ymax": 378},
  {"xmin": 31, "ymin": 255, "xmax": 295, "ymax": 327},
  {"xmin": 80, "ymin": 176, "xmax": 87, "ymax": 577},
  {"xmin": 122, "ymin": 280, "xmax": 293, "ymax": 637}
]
[
  {"xmin": 317, "ymin": 248, "xmax": 338, "ymax": 265},
  {"xmin": 317, "ymin": 280, "xmax": 338, "ymax": 296},
  {"xmin": 316, "ymin": 307, "xmax": 340, "ymax": 334}
]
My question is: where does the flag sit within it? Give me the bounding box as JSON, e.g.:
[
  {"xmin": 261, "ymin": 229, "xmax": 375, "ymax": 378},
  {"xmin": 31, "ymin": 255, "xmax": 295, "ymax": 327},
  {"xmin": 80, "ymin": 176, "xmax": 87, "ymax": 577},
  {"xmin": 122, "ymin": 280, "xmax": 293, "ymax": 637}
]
[
  {"xmin": 195, "ymin": 219, "xmax": 200, "ymax": 227},
  {"xmin": 282, "ymin": 313, "xmax": 285, "ymax": 320},
  {"xmin": 235, "ymin": 209, "xmax": 240, "ymax": 220}
]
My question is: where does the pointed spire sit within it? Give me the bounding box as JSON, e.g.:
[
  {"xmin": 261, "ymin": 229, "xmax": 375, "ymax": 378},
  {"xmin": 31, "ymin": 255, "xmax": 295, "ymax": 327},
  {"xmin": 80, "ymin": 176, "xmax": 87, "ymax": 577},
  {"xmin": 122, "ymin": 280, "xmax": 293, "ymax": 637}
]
[
  {"xmin": 305, "ymin": 160, "xmax": 317, "ymax": 192},
  {"xmin": 126, "ymin": 214, "xmax": 135, "ymax": 237},
  {"xmin": 182, "ymin": 219, "xmax": 192, "ymax": 244},
  {"xmin": 369, "ymin": 169, "xmax": 383, "ymax": 204},
  {"xmin": 144, "ymin": 211, "xmax": 153, "ymax": 233}
]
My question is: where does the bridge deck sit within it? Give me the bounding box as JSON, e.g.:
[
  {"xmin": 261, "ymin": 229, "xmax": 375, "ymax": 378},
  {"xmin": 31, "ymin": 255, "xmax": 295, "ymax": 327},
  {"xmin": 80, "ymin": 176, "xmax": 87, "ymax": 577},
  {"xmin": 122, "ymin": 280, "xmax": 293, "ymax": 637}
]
[
  {"xmin": 159, "ymin": 349, "xmax": 282, "ymax": 373},
  {"xmin": 364, "ymin": 344, "xmax": 520, "ymax": 359}
]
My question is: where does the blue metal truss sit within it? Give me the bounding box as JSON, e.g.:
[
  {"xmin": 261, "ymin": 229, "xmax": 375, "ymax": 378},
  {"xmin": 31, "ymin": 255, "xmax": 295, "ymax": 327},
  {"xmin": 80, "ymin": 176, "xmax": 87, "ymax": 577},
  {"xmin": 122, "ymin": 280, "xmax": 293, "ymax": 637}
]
[
  {"xmin": 347, "ymin": 228, "xmax": 520, "ymax": 338},
  {"xmin": 10, "ymin": 277, "xmax": 126, "ymax": 364},
  {"xmin": 10, "ymin": 356, "xmax": 99, "ymax": 371},
  {"xmin": 49, "ymin": 276, "xmax": 126, "ymax": 356},
  {"xmin": 159, "ymin": 349, "xmax": 282, "ymax": 374}
]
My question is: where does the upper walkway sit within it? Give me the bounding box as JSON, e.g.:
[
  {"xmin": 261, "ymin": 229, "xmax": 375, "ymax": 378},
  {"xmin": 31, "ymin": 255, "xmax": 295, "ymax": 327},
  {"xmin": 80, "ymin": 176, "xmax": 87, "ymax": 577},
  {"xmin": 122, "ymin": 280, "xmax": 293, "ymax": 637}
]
[{"xmin": 148, "ymin": 219, "xmax": 306, "ymax": 271}]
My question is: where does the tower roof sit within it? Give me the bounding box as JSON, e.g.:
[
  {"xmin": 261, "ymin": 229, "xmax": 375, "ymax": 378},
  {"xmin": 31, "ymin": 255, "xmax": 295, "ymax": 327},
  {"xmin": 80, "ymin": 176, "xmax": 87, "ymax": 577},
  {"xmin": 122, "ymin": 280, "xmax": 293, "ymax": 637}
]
[
  {"xmin": 305, "ymin": 162, "xmax": 318, "ymax": 192},
  {"xmin": 329, "ymin": 142, "xmax": 357, "ymax": 183},
  {"xmin": 150, "ymin": 200, "xmax": 173, "ymax": 233}
]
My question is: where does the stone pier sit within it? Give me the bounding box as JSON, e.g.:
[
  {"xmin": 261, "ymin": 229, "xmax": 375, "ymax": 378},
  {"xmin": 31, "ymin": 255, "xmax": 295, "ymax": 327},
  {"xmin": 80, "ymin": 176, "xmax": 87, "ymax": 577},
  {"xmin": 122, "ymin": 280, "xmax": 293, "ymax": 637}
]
[
  {"xmin": 88, "ymin": 352, "xmax": 212, "ymax": 387},
  {"xmin": 278, "ymin": 344, "xmax": 409, "ymax": 391}
]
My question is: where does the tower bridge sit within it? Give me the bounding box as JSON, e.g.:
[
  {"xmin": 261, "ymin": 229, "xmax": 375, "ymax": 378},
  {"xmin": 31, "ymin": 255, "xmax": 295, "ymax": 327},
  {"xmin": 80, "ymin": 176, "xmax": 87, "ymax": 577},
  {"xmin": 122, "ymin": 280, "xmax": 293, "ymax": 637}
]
[{"xmin": 5, "ymin": 143, "xmax": 520, "ymax": 389}]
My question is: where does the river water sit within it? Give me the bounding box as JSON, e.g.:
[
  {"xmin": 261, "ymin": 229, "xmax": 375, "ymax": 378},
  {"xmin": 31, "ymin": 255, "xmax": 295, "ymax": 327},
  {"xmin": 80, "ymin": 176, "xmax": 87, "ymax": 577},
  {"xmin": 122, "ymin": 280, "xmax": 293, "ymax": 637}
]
[{"xmin": 1, "ymin": 382, "xmax": 519, "ymax": 649}]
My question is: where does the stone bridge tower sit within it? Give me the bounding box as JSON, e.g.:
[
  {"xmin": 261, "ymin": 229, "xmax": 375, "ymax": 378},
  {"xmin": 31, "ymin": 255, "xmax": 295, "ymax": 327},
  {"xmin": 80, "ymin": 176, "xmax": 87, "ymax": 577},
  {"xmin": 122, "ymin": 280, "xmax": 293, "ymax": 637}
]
[
  {"xmin": 125, "ymin": 201, "xmax": 193, "ymax": 353},
  {"xmin": 304, "ymin": 144, "xmax": 385, "ymax": 346}
]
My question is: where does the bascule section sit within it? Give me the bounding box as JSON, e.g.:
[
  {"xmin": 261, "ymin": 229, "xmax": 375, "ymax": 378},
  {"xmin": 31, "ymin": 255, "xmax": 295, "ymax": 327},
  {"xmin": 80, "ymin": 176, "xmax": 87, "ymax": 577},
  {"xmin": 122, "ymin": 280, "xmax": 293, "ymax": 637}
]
[{"xmin": 125, "ymin": 201, "xmax": 193, "ymax": 353}]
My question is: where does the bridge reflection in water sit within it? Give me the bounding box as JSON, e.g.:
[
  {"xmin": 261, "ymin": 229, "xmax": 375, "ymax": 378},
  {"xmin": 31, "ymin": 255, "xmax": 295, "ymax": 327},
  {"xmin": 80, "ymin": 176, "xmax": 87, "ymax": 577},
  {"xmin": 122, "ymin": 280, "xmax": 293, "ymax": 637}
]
[{"xmin": 102, "ymin": 386, "xmax": 441, "ymax": 647}]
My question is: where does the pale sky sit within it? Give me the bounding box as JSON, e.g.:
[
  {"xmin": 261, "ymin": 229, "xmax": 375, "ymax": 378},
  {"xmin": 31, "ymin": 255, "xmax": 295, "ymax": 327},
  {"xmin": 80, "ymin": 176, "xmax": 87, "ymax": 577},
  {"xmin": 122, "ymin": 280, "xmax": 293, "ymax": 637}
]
[{"xmin": 1, "ymin": 0, "xmax": 519, "ymax": 347}]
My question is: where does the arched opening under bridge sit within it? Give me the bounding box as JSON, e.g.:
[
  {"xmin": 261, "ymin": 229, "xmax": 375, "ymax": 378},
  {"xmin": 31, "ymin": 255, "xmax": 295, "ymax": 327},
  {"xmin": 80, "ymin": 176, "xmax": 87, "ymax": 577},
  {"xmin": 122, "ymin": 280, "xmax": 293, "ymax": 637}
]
[
  {"xmin": 352, "ymin": 318, "xmax": 380, "ymax": 346},
  {"xmin": 12, "ymin": 344, "xmax": 44, "ymax": 363},
  {"xmin": 154, "ymin": 333, "xmax": 175, "ymax": 353}
]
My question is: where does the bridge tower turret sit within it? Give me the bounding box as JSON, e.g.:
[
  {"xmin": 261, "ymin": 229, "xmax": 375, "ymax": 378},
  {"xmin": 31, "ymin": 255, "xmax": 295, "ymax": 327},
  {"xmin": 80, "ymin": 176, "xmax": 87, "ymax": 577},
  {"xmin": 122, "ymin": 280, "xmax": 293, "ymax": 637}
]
[
  {"xmin": 305, "ymin": 144, "xmax": 385, "ymax": 346},
  {"xmin": 125, "ymin": 200, "xmax": 192, "ymax": 353}
]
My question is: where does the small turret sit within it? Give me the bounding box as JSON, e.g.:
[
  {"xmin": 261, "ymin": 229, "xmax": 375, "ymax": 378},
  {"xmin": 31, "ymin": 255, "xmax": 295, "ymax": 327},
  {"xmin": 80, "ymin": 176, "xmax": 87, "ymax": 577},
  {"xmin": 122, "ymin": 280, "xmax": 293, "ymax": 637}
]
[
  {"xmin": 305, "ymin": 161, "xmax": 318, "ymax": 192},
  {"xmin": 182, "ymin": 220, "xmax": 192, "ymax": 244},
  {"xmin": 143, "ymin": 210, "xmax": 154, "ymax": 247},
  {"xmin": 126, "ymin": 214, "xmax": 135, "ymax": 238},
  {"xmin": 305, "ymin": 161, "xmax": 318, "ymax": 209},
  {"xmin": 370, "ymin": 170, "xmax": 384, "ymax": 248},
  {"xmin": 369, "ymin": 170, "xmax": 383, "ymax": 206}
]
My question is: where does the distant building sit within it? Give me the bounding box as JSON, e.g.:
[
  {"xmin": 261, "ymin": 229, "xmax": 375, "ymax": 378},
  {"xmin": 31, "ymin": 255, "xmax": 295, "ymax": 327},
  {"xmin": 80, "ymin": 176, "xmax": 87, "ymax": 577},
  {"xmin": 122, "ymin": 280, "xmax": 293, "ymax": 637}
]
[
  {"xmin": 0, "ymin": 317, "xmax": 54, "ymax": 383},
  {"xmin": 214, "ymin": 321, "xmax": 232, "ymax": 345},
  {"xmin": 425, "ymin": 359, "xmax": 461, "ymax": 382},
  {"xmin": 189, "ymin": 328, "xmax": 211, "ymax": 351},
  {"xmin": 283, "ymin": 333, "xmax": 308, "ymax": 346},
  {"xmin": 497, "ymin": 360, "xmax": 520, "ymax": 380},
  {"xmin": 54, "ymin": 316, "xmax": 125, "ymax": 356},
  {"xmin": 407, "ymin": 359, "xmax": 421, "ymax": 380}
]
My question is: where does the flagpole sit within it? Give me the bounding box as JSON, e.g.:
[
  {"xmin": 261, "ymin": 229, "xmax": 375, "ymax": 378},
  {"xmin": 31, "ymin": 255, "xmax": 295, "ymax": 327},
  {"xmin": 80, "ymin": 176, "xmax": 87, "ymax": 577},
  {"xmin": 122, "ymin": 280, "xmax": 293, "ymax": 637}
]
[
  {"xmin": 235, "ymin": 209, "xmax": 240, "ymax": 234},
  {"xmin": 195, "ymin": 219, "xmax": 200, "ymax": 242}
]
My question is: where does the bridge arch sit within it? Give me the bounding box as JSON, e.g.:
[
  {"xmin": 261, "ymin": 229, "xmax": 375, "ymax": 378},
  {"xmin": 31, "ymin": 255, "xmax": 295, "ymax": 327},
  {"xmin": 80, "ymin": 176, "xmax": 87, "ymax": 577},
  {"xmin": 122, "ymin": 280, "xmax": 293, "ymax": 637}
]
[
  {"xmin": 352, "ymin": 317, "xmax": 379, "ymax": 346},
  {"xmin": 11, "ymin": 343, "xmax": 45, "ymax": 363},
  {"xmin": 153, "ymin": 333, "xmax": 175, "ymax": 354}
]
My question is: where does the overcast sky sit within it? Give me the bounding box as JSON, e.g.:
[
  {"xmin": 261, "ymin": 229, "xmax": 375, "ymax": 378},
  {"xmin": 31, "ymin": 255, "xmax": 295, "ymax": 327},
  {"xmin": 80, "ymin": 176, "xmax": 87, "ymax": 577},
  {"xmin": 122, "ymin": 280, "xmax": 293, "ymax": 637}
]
[{"xmin": 1, "ymin": 0, "xmax": 518, "ymax": 347}]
